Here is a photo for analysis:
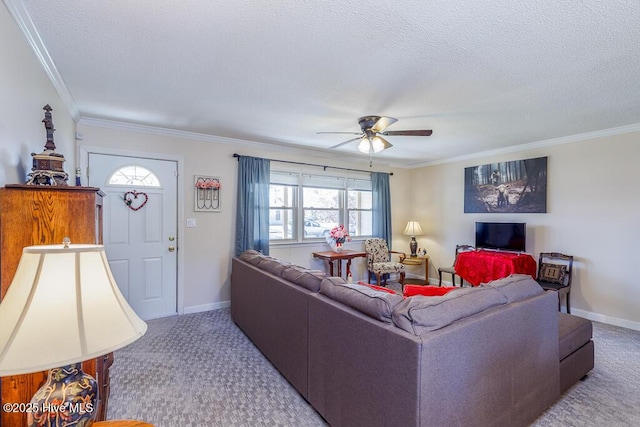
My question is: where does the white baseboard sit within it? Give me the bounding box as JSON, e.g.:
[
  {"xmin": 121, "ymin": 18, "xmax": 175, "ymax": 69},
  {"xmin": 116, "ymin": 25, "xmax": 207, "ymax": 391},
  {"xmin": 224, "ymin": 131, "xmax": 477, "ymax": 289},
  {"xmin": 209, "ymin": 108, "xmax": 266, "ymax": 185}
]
[
  {"xmin": 183, "ymin": 300, "xmax": 230, "ymax": 314},
  {"xmin": 569, "ymin": 308, "xmax": 640, "ymax": 332}
]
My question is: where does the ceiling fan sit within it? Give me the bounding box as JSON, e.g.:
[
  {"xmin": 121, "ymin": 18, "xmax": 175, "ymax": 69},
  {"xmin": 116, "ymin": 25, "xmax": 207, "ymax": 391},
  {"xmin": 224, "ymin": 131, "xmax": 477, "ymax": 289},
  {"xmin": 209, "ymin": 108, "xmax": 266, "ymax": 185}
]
[{"xmin": 318, "ymin": 115, "xmax": 433, "ymax": 154}]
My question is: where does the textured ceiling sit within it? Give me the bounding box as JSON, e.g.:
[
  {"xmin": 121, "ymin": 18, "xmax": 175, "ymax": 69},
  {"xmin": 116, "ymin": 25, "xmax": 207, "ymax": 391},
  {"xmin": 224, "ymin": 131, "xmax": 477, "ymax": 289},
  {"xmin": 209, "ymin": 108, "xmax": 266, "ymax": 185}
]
[{"xmin": 8, "ymin": 0, "xmax": 640, "ymax": 166}]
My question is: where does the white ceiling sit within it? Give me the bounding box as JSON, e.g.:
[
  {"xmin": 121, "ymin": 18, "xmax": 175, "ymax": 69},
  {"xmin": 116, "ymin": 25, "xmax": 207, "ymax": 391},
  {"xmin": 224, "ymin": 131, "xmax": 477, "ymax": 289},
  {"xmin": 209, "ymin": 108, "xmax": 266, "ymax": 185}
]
[{"xmin": 8, "ymin": 0, "xmax": 640, "ymax": 166}]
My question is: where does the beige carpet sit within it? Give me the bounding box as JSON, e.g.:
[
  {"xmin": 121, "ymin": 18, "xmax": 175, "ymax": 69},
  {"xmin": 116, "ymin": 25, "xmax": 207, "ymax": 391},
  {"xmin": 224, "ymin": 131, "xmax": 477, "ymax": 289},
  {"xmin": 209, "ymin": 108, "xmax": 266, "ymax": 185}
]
[{"xmin": 107, "ymin": 306, "xmax": 640, "ymax": 426}]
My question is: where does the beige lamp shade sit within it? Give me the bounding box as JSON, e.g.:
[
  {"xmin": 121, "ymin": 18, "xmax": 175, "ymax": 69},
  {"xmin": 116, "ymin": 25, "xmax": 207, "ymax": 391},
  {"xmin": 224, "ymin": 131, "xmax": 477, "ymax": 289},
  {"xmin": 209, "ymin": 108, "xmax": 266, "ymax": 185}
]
[
  {"xmin": 0, "ymin": 244, "xmax": 147, "ymax": 376},
  {"xmin": 403, "ymin": 221, "xmax": 424, "ymax": 236}
]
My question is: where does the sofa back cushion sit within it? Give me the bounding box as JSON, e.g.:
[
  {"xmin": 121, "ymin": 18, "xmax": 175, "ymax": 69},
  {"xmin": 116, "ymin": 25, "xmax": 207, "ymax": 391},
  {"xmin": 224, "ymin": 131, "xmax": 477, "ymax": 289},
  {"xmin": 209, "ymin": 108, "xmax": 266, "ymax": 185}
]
[
  {"xmin": 282, "ymin": 266, "xmax": 326, "ymax": 292},
  {"xmin": 392, "ymin": 286, "xmax": 507, "ymax": 334},
  {"xmin": 256, "ymin": 257, "xmax": 292, "ymax": 276},
  {"xmin": 239, "ymin": 250, "xmax": 293, "ymax": 277},
  {"xmin": 480, "ymin": 274, "xmax": 544, "ymax": 303},
  {"xmin": 239, "ymin": 250, "xmax": 263, "ymax": 265},
  {"xmin": 320, "ymin": 277, "xmax": 403, "ymax": 323}
]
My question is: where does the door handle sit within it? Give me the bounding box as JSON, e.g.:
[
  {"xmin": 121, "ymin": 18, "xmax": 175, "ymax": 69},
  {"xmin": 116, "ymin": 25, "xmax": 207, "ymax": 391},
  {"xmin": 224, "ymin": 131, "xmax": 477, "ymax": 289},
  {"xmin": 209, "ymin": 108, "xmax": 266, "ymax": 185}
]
[{"xmin": 168, "ymin": 246, "xmax": 176, "ymax": 252}]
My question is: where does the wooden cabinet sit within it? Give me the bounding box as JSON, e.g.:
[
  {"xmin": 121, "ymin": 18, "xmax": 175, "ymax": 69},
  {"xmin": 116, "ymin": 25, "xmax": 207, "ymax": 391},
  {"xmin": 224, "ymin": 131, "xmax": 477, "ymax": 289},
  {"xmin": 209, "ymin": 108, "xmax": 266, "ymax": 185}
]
[{"xmin": 0, "ymin": 185, "xmax": 110, "ymax": 426}]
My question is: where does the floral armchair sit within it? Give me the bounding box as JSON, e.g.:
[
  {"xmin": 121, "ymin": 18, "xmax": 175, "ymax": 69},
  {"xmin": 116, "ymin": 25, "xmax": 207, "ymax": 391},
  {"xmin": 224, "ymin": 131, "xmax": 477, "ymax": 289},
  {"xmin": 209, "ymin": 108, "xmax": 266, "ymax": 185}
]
[{"xmin": 364, "ymin": 238, "xmax": 406, "ymax": 289}]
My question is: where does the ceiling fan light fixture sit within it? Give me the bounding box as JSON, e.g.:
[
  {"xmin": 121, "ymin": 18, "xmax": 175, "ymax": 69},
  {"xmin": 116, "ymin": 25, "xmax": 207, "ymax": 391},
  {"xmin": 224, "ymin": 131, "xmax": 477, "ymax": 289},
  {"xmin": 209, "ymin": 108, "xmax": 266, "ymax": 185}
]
[
  {"xmin": 371, "ymin": 136, "xmax": 386, "ymax": 153},
  {"xmin": 357, "ymin": 137, "xmax": 371, "ymax": 153},
  {"xmin": 323, "ymin": 115, "xmax": 432, "ymax": 153}
]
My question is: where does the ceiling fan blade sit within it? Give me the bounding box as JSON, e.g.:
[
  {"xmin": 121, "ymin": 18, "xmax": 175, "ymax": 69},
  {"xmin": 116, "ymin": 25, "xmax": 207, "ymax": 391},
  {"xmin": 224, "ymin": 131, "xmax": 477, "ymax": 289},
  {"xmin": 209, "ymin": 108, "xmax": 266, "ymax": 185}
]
[
  {"xmin": 370, "ymin": 116, "xmax": 398, "ymax": 132},
  {"xmin": 317, "ymin": 131, "xmax": 363, "ymax": 135},
  {"xmin": 329, "ymin": 136, "xmax": 363, "ymax": 150},
  {"xmin": 377, "ymin": 135, "xmax": 393, "ymax": 150},
  {"xmin": 381, "ymin": 129, "xmax": 433, "ymax": 137}
]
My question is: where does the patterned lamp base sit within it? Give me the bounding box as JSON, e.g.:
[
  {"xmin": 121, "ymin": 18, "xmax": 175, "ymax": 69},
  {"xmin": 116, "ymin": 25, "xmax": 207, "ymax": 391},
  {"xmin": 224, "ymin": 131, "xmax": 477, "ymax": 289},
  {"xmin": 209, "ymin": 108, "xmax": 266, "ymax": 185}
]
[
  {"xmin": 28, "ymin": 363, "xmax": 97, "ymax": 427},
  {"xmin": 409, "ymin": 236, "xmax": 418, "ymax": 257}
]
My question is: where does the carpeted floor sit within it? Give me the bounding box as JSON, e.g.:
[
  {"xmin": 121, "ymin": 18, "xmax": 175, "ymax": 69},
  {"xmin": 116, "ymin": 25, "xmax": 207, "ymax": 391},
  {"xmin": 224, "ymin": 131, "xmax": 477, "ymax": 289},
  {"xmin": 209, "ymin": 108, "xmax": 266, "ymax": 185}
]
[{"xmin": 108, "ymin": 307, "xmax": 640, "ymax": 426}]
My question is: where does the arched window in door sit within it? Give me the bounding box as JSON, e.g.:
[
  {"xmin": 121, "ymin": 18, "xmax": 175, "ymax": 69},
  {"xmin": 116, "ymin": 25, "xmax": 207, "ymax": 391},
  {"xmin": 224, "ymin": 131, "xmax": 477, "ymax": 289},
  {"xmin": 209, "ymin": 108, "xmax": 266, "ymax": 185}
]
[{"xmin": 108, "ymin": 166, "xmax": 161, "ymax": 187}]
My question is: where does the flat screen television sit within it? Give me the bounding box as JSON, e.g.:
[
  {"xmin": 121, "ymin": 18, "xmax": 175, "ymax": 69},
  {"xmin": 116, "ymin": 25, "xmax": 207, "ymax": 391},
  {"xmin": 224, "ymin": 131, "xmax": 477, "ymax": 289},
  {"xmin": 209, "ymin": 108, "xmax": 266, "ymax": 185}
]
[{"xmin": 475, "ymin": 222, "xmax": 526, "ymax": 252}]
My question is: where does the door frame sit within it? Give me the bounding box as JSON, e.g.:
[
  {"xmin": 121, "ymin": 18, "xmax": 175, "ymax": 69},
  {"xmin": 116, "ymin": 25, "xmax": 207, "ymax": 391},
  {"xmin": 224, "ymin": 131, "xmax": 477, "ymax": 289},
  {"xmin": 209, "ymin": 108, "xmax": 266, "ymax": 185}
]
[{"xmin": 79, "ymin": 144, "xmax": 185, "ymax": 316}]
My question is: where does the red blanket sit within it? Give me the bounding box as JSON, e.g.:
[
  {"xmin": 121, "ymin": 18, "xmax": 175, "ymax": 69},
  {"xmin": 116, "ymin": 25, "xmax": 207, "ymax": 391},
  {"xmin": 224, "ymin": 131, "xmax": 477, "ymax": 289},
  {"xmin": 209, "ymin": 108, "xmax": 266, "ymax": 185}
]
[{"xmin": 454, "ymin": 250, "xmax": 537, "ymax": 286}]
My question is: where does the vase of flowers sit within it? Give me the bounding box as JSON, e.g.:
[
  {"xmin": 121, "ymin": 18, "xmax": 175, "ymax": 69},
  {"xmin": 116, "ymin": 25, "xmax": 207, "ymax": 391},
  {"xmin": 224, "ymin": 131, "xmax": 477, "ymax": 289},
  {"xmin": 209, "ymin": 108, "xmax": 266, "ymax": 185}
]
[{"xmin": 326, "ymin": 224, "xmax": 351, "ymax": 252}]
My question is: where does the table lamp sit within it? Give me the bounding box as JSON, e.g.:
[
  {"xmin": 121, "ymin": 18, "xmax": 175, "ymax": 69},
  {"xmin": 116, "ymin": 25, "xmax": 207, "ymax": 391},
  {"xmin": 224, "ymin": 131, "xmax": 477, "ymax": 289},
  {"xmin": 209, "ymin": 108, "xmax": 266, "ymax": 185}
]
[
  {"xmin": 0, "ymin": 240, "xmax": 147, "ymax": 427},
  {"xmin": 403, "ymin": 221, "xmax": 424, "ymax": 257}
]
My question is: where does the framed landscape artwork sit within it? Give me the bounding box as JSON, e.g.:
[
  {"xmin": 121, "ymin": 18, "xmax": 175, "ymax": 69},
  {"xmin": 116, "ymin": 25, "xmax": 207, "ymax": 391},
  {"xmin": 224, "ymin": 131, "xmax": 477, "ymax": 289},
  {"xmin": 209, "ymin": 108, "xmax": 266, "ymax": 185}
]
[{"xmin": 464, "ymin": 156, "xmax": 547, "ymax": 213}]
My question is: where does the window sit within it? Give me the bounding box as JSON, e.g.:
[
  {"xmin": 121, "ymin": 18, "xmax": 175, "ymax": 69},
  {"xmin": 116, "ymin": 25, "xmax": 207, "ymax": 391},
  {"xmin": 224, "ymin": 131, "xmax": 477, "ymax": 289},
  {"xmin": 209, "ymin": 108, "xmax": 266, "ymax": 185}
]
[
  {"xmin": 269, "ymin": 171, "xmax": 372, "ymax": 242},
  {"xmin": 108, "ymin": 166, "xmax": 161, "ymax": 187},
  {"xmin": 303, "ymin": 187, "xmax": 339, "ymax": 238},
  {"xmin": 269, "ymin": 184, "xmax": 295, "ymax": 240},
  {"xmin": 348, "ymin": 188, "xmax": 372, "ymax": 237}
]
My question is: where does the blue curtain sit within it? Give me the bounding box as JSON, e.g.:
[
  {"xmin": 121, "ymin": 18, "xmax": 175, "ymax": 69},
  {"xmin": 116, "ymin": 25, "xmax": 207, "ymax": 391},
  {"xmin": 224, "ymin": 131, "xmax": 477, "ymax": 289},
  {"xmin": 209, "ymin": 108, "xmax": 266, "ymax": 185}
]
[
  {"xmin": 235, "ymin": 156, "xmax": 270, "ymax": 256},
  {"xmin": 372, "ymin": 172, "xmax": 392, "ymax": 249}
]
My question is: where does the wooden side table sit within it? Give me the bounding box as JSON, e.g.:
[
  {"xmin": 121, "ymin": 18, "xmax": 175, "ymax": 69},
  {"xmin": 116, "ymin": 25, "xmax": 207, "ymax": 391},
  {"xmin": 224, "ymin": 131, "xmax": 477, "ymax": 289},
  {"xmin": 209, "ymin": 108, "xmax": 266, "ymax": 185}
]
[
  {"xmin": 312, "ymin": 250, "xmax": 367, "ymax": 279},
  {"xmin": 93, "ymin": 421, "xmax": 154, "ymax": 427},
  {"xmin": 401, "ymin": 255, "xmax": 430, "ymax": 285}
]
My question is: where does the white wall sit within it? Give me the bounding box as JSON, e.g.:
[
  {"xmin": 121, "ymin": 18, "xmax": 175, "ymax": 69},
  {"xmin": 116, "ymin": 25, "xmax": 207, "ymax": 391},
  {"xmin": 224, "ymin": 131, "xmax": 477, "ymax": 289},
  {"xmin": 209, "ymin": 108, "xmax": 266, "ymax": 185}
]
[
  {"xmin": 4, "ymin": 0, "xmax": 638, "ymax": 329},
  {"xmin": 409, "ymin": 132, "xmax": 640, "ymax": 330},
  {"xmin": 76, "ymin": 121, "xmax": 399, "ymax": 312},
  {"xmin": 0, "ymin": 3, "xmax": 76, "ymax": 185}
]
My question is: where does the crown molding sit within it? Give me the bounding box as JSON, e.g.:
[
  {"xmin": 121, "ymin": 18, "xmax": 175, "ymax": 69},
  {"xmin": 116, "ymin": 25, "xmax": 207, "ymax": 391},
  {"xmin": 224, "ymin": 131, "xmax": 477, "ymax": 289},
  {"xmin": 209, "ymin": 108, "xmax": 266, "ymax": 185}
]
[
  {"xmin": 77, "ymin": 116, "xmax": 388, "ymax": 168},
  {"xmin": 407, "ymin": 122, "xmax": 640, "ymax": 168},
  {"xmin": 79, "ymin": 116, "xmax": 640, "ymax": 170},
  {"xmin": 5, "ymin": 0, "xmax": 79, "ymax": 121}
]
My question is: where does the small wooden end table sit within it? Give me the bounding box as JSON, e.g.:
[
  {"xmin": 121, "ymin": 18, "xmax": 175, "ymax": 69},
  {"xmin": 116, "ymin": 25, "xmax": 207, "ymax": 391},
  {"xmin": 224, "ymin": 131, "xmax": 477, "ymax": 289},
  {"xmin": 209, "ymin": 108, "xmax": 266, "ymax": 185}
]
[
  {"xmin": 312, "ymin": 250, "xmax": 367, "ymax": 279},
  {"xmin": 400, "ymin": 255, "xmax": 430, "ymax": 285}
]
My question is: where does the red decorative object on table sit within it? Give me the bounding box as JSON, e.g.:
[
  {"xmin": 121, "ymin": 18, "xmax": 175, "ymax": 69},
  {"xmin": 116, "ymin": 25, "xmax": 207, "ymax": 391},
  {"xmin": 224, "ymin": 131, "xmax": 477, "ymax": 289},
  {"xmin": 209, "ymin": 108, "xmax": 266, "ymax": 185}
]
[{"xmin": 454, "ymin": 250, "xmax": 537, "ymax": 286}]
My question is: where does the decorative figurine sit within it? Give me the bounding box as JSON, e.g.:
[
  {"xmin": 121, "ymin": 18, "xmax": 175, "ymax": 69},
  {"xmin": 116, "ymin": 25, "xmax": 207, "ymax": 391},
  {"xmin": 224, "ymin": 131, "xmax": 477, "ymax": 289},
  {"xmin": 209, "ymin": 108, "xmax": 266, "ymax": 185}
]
[{"xmin": 26, "ymin": 104, "xmax": 69, "ymax": 186}]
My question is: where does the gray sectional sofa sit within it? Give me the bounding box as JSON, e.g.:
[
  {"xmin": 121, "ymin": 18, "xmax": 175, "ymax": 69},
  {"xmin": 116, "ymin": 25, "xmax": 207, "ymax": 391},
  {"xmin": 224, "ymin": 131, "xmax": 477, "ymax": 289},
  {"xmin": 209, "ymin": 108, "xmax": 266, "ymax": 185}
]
[{"xmin": 231, "ymin": 250, "xmax": 594, "ymax": 427}]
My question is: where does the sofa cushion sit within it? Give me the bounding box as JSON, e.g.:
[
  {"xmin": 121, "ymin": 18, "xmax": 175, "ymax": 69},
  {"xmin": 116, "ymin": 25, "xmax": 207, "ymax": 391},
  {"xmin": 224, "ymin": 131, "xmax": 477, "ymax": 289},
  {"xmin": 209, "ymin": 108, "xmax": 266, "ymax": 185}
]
[
  {"xmin": 480, "ymin": 274, "xmax": 544, "ymax": 303},
  {"xmin": 392, "ymin": 286, "xmax": 507, "ymax": 334},
  {"xmin": 320, "ymin": 277, "xmax": 403, "ymax": 323},
  {"xmin": 403, "ymin": 285, "xmax": 456, "ymax": 298},
  {"xmin": 256, "ymin": 257, "xmax": 292, "ymax": 276},
  {"xmin": 282, "ymin": 266, "xmax": 326, "ymax": 292},
  {"xmin": 558, "ymin": 312, "xmax": 593, "ymax": 360},
  {"xmin": 239, "ymin": 249, "xmax": 263, "ymax": 265}
]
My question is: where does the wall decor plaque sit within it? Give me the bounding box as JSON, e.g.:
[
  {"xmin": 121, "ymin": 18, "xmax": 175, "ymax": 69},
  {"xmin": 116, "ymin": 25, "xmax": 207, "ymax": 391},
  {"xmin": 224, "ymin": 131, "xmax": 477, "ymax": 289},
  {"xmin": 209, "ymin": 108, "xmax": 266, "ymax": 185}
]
[{"xmin": 194, "ymin": 175, "xmax": 221, "ymax": 211}]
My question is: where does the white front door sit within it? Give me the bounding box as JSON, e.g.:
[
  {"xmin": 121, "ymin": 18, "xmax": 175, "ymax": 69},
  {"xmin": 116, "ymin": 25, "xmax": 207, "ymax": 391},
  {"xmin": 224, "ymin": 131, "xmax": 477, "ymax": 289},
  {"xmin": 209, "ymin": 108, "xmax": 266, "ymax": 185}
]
[{"xmin": 89, "ymin": 153, "xmax": 178, "ymax": 320}]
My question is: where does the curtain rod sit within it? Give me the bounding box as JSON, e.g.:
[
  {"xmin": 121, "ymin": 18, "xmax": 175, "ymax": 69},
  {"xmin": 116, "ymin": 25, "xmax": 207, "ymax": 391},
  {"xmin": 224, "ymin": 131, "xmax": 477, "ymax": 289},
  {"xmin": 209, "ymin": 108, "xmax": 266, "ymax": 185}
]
[{"xmin": 232, "ymin": 153, "xmax": 393, "ymax": 176}]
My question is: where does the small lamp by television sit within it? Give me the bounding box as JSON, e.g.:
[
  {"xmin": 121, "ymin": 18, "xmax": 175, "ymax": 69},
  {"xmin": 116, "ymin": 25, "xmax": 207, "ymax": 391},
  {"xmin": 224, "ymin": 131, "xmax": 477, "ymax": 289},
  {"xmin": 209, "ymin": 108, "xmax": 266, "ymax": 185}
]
[{"xmin": 0, "ymin": 240, "xmax": 147, "ymax": 427}]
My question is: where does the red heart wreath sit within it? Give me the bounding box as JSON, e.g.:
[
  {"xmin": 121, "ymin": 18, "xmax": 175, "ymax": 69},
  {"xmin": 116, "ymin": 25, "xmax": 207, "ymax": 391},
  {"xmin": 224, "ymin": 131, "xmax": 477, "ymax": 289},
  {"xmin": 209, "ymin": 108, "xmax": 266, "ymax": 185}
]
[{"xmin": 123, "ymin": 190, "xmax": 149, "ymax": 211}]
